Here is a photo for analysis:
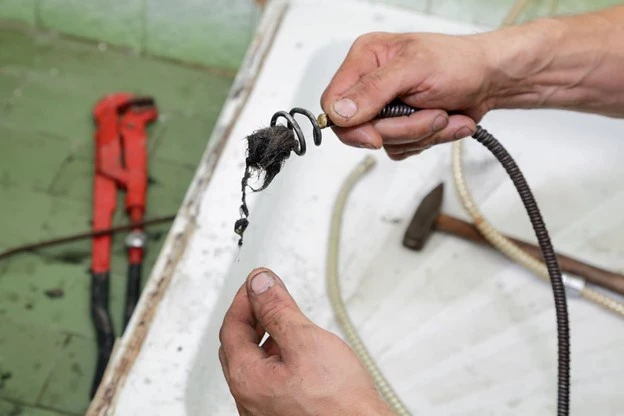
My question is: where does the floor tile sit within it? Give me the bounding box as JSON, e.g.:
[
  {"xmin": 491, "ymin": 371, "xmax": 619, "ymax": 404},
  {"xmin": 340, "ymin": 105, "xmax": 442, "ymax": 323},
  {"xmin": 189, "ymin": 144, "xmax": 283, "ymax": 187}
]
[
  {"xmin": 0, "ymin": 320, "xmax": 65, "ymax": 404},
  {"xmin": 0, "ymin": 186, "xmax": 92, "ymax": 252},
  {"xmin": 0, "ymin": 0, "xmax": 36, "ymax": 25},
  {"xmin": 430, "ymin": 0, "xmax": 521, "ymax": 27},
  {"xmin": 0, "ymin": 28, "xmax": 66, "ymax": 76},
  {"xmin": 1, "ymin": 73, "xmax": 103, "ymax": 142},
  {"xmin": 151, "ymin": 112, "xmax": 219, "ymax": 167},
  {"xmin": 556, "ymin": 0, "xmax": 622, "ymax": 14},
  {"xmin": 142, "ymin": 159, "xmax": 197, "ymax": 216},
  {"xmin": 0, "ymin": 26, "xmax": 233, "ymax": 144},
  {"xmin": 145, "ymin": 0, "xmax": 257, "ymax": 71},
  {"xmin": 0, "ymin": 126, "xmax": 72, "ymax": 192},
  {"xmin": 0, "ymin": 399, "xmax": 70, "ymax": 416},
  {"xmin": 39, "ymin": 0, "xmax": 143, "ymax": 50},
  {"xmin": 36, "ymin": 334, "xmax": 96, "ymax": 415},
  {"xmin": 1, "ymin": 61, "xmax": 232, "ymax": 144},
  {"xmin": 0, "ymin": 254, "xmax": 92, "ymax": 337},
  {"xmin": 0, "ymin": 71, "xmax": 25, "ymax": 106}
]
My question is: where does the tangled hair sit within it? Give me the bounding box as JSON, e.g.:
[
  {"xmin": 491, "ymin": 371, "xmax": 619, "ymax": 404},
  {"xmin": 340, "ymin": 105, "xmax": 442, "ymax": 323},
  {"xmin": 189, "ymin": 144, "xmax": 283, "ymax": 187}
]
[{"xmin": 234, "ymin": 125, "xmax": 297, "ymax": 246}]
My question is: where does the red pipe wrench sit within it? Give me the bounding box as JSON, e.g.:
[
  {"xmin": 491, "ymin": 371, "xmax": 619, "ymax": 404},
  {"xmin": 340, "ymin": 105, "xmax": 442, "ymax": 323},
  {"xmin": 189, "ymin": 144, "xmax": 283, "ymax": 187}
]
[{"xmin": 90, "ymin": 93, "xmax": 158, "ymax": 397}]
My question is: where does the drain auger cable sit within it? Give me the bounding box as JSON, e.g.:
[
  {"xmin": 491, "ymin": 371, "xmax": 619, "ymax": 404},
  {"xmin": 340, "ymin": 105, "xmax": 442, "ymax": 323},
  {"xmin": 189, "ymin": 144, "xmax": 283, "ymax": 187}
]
[{"xmin": 327, "ymin": 118, "xmax": 570, "ymax": 415}]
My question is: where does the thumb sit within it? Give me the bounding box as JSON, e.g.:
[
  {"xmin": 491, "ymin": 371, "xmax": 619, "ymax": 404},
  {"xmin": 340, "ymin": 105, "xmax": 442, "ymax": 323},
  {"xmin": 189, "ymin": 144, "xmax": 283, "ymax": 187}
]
[
  {"xmin": 326, "ymin": 59, "xmax": 409, "ymax": 127},
  {"xmin": 245, "ymin": 268, "xmax": 311, "ymax": 348}
]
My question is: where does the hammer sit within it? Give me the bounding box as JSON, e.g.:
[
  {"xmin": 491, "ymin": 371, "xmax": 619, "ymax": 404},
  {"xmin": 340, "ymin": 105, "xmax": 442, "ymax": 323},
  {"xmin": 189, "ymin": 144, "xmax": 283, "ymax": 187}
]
[{"xmin": 403, "ymin": 183, "xmax": 624, "ymax": 297}]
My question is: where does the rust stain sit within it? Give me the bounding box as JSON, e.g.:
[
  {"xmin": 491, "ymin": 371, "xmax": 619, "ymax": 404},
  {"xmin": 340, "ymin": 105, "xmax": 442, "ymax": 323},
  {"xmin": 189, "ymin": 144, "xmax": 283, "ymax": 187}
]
[{"xmin": 86, "ymin": 3, "xmax": 289, "ymax": 415}]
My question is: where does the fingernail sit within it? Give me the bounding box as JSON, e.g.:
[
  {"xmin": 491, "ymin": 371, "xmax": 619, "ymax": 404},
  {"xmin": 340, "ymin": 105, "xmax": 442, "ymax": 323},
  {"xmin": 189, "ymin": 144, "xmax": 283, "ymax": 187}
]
[
  {"xmin": 333, "ymin": 98, "xmax": 357, "ymax": 119},
  {"xmin": 454, "ymin": 126, "xmax": 473, "ymax": 139},
  {"xmin": 432, "ymin": 115, "xmax": 448, "ymax": 132},
  {"xmin": 250, "ymin": 271, "xmax": 274, "ymax": 295}
]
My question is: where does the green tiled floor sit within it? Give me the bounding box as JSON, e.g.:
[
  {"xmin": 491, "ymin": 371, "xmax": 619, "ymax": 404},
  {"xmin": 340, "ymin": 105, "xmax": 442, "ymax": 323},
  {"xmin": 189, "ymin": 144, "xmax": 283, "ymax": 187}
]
[{"xmin": 0, "ymin": 24, "xmax": 234, "ymax": 415}]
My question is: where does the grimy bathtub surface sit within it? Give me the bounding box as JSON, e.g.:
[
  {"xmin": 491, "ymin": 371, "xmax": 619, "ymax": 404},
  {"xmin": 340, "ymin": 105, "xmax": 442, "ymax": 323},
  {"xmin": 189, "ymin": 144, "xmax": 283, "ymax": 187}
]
[{"xmin": 90, "ymin": 0, "xmax": 624, "ymax": 414}]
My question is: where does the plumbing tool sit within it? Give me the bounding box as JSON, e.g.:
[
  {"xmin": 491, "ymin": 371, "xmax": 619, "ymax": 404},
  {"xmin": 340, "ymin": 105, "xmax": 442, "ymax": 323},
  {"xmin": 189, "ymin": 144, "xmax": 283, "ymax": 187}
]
[
  {"xmin": 402, "ymin": 182, "xmax": 624, "ymax": 297},
  {"xmin": 239, "ymin": 100, "xmax": 570, "ymax": 414},
  {"xmin": 90, "ymin": 93, "xmax": 158, "ymax": 397}
]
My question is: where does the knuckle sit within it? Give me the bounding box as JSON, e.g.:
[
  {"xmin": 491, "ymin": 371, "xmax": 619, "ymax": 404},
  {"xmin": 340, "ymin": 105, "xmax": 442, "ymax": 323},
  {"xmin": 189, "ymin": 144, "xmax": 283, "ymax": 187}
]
[
  {"xmin": 353, "ymin": 32, "xmax": 379, "ymax": 48},
  {"xmin": 218, "ymin": 318, "xmax": 232, "ymax": 345},
  {"xmin": 359, "ymin": 72, "xmax": 385, "ymax": 95},
  {"xmin": 407, "ymin": 124, "xmax": 428, "ymax": 141},
  {"xmin": 228, "ymin": 364, "xmax": 255, "ymax": 399},
  {"xmin": 229, "ymin": 363, "xmax": 283, "ymax": 402},
  {"xmin": 259, "ymin": 296, "xmax": 293, "ymax": 328},
  {"xmin": 428, "ymin": 133, "xmax": 447, "ymax": 146}
]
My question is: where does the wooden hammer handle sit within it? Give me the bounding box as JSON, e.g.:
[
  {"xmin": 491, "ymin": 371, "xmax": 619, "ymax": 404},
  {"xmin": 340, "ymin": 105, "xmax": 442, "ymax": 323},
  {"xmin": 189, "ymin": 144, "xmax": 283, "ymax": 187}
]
[{"xmin": 434, "ymin": 213, "xmax": 624, "ymax": 297}]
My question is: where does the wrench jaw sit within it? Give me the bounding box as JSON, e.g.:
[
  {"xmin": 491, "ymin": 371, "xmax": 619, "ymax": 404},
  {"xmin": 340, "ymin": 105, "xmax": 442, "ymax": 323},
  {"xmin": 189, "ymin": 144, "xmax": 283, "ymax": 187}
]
[{"xmin": 89, "ymin": 93, "xmax": 158, "ymax": 398}]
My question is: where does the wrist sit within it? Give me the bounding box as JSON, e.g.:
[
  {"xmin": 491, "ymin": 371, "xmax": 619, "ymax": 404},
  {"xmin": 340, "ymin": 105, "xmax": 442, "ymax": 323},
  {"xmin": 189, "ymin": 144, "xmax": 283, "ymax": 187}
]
[
  {"xmin": 476, "ymin": 10, "xmax": 624, "ymax": 116},
  {"xmin": 475, "ymin": 17, "xmax": 566, "ymax": 111}
]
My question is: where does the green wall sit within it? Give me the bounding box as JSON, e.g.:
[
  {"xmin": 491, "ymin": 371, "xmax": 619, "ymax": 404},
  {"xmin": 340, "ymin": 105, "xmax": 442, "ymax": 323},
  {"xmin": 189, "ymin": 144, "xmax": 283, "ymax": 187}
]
[
  {"xmin": 1, "ymin": 0, "xmax": 622, "ymax": 73},
  {"xmin": 0, "ymin": 0, "xmax": 262, "ymax": 72}
]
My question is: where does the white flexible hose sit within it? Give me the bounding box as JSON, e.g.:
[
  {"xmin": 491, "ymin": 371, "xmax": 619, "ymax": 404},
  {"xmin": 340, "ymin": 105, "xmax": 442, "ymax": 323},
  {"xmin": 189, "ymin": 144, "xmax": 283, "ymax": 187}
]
[{"xmin": 326, "ymin": 155, "xmax": 411, "ymax": 415}]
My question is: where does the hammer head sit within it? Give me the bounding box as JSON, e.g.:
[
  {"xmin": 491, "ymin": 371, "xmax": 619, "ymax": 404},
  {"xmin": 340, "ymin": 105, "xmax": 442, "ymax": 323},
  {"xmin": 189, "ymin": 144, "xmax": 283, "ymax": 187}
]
[{"xmin": 402, "ymin": 182, "xmax": 444, "ymax": 250}]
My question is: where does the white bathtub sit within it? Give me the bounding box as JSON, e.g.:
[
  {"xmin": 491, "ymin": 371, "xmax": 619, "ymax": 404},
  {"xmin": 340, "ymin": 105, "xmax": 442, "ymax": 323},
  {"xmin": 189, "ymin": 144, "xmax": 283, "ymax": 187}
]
[{"xmin": 89, "ymin": 0, "xmax": 624, "ymax": 415}]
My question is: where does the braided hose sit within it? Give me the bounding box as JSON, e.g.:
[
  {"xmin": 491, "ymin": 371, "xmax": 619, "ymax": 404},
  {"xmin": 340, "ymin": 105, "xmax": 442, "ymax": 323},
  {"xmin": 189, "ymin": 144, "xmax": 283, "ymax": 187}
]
[
  {"xmin": 452, "ymin": 140, "xmax": 624, "ymax": 317},
  {"xmin": 326, "ymin": 155, "xmax": 412, "ymax": 415}
]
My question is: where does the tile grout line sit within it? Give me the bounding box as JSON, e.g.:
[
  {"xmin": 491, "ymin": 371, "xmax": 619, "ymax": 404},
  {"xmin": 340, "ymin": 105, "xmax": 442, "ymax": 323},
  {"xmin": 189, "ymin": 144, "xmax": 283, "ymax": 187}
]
[
  {"xmin": 34, "ymin": 334, "xmax": 72, "ymax": 406},
  {"xmin": 0, "ymin": 21, "xmax": 240, "ymax": 79},
  {"xmin": 0, "ymin": 396, "xmax": 80, "ymax": 416},
  {"xmin": 34, "ymin": 0, "xmax": 42, "ymax": 29},
  {"xmin": 140, "ymin": 0, "xmax": 148, "ymax": 56}
]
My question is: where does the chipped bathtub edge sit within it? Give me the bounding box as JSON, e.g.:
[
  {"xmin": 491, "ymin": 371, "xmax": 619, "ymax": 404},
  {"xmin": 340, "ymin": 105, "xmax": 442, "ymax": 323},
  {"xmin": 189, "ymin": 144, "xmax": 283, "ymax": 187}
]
[{"xmin": 85, "ymin": 1, "xmax": 290, "ymax": 414}]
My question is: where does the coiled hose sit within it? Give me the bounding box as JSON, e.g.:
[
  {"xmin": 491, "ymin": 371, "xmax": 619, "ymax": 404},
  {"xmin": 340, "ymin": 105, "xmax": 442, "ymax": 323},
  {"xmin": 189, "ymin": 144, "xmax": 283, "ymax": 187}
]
[{"xmin": 328, "ymin": 126, "xmax": 570, "ymax": 415}]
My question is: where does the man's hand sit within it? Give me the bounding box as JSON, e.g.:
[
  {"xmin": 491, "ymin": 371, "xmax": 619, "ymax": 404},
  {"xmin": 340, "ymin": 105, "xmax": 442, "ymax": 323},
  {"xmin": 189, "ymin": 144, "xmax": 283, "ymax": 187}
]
[
  {"xmin": 320, "ymin": 31, "xmax": 491, "ymax": 160},
  {"xmin": 219, "ymin": 268, "xmax": 393, "ymax": 416},
  {"xmin": 322, "ymin": 5, "xmax": 624, "ymax": 161}
]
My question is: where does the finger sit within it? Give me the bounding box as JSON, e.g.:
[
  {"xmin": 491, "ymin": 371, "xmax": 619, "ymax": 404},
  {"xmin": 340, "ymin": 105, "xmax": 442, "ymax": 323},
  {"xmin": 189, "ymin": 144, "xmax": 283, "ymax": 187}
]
[
  {"xmin": 255, "ymin": 322, "xmax": 266, "ymax": 340},
  {"xmin": 245, "ymin": 268, "xmax": 312, "ymax": 358},
  {"xmin": 371, "ymin": 109, "xmax": 448, "ymax": 145},
  {"xmin": 218, "ymin": 346, "xmax": 231, "ymax": 384},
  {"xmin": 386, "ymin": 147, "xmax": 429, "ymax": 161},
  {"xmin": 320, "ymin": 33, "xmax": 388, "ymax": 113},
  {"xmin": 416, "ymin": 113, "xmax": 476, "ymax": 147},
  {"xmin": 235, "ymin": 401, "xmax": 248, "ymax": 416},
  {"xmin": 384, "ymin": 142, "xmax": 432, "ymax": 158},
  {"xmin": 325, "ymin": 59, "xmax": 412, "ymax": 127},
  {"xmin": 219, "ymin": 282, "xmax": 267, "ymax": 367},
  {"xmin": 330, "ymin": 123, "xmax": 383, "ymax": 149}
]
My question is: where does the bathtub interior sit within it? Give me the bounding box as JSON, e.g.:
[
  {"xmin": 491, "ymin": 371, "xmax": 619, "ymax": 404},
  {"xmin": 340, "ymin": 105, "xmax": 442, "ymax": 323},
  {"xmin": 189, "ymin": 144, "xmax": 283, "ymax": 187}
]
[
  {"xmin": 112, "ymin": 2, "xmax": 624, "ymax": 415},
  {"xmin": 190, "ymin": 50, "xmax": 624, "ymax": 416}
]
